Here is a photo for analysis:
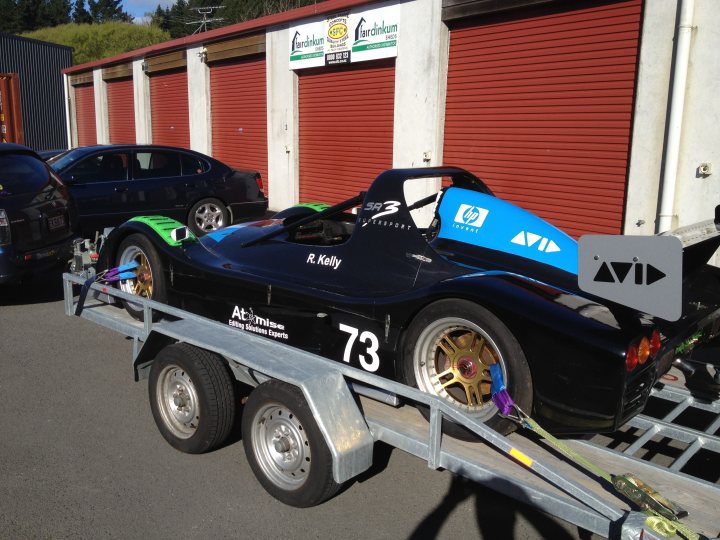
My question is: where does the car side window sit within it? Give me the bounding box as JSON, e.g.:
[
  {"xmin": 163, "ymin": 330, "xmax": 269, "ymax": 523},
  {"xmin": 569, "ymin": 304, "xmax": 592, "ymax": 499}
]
[
  {"xmin": 67, "ymin": 152, "xmax": 129, "ymax": 183},
  {"xmin": 181, "ymin": 154, "xmax": 207, "ymax": 176},
  {"xmin": 134, "ymin": 151, "xmax": 181, "ymax": 179}
]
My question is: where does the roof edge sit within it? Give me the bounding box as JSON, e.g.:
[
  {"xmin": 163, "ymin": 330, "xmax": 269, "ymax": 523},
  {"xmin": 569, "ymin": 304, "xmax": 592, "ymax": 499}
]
[{"xmin": 63, "ymin": 0, "xmax": 376, "ymax": 74}]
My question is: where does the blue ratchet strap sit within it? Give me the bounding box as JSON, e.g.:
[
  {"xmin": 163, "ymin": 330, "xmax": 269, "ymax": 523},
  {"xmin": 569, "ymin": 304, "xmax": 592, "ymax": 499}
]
[{"xmin": 74, "ymin": 261, "xmax": 139, "ymax": 316}]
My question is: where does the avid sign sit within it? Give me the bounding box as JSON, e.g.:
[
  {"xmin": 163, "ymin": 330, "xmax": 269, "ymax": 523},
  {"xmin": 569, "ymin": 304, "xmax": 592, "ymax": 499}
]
[{"xmin": 289, "ymin": 2, "xmax": 399, "ymax": 69}]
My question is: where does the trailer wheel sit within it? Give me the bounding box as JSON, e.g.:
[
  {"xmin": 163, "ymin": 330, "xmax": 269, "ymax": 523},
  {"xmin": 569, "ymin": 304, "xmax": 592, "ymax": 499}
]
[
  {"xmin": 400, "ymin": 299, "xmax": 532, "ymax": 439},
  {"xmin": 116, "ymin": 233, "xmax": 167, "ymax": 321},
  {"xmin": 242, "ymin": 381, "xmax": 341, "ymax": 507},
  {"xmin": 149, "ymin": 343, "xmax": 235, "ymax": 454}
]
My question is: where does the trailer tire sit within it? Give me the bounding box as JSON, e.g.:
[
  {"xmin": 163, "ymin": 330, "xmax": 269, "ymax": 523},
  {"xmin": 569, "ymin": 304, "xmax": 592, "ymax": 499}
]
[
  {"xmin": 242, "ymin": 381, "xmax": 341, "ymax": 507},
  {"xmin": 116, "ymin": 233, "xmax": 167, "ymax": 321},
  {"xmin": 149, "ymin": 343, "xmax": 236, "ymax": 454},
  {"xmin": 400, "ymin": 299, "xmax": 532, "ymax": 439}
]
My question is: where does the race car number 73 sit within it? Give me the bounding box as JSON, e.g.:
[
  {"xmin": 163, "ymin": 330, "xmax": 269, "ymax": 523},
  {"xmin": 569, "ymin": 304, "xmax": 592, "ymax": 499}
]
[{"xmin": 339, "ymin": 323, "xmax": 380, "ymax": 372}]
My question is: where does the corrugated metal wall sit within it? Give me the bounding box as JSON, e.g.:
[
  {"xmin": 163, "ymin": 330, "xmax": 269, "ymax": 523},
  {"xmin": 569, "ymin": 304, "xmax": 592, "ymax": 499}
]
[
  {"xmin": 74, "ymin": 83, "xmax": 97, "ymax": 146},
  {"xmin": 107, "ymin": 77, "xmax": 135, "ymax": 144},
  {"xmin": 0, "ymin": 33, "xmax": 72, "ymax": 151},
  {"xmin": 298, "ymin": 60, "xmax": 395, "ymax": 204},
  {"xmin": 210, "ymin": 56, "xmax": 268, "ymax": 195},
  {"xmin": 150, "ymin": 69, "xmax": 190, "ymax": 148},
  {"xmin": 443, "ymin": 0, "xmax": 641, "ymax": 237}
]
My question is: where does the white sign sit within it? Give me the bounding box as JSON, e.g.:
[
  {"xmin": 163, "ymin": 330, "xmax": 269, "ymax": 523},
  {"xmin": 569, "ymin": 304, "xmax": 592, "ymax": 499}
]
[{"xmin": 289, "ymin": 2, "xmax": 400, "ymax": 70}]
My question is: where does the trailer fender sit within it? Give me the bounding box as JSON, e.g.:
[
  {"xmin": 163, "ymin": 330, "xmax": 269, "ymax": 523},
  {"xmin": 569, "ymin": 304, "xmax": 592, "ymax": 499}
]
[{"xmin": 133, "ymin": 331, "xmax": 177, "ymax": 381}]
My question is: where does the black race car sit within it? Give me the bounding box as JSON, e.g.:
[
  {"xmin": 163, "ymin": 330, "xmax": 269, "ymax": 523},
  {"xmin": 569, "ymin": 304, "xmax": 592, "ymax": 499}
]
[{"xmin": 94, "ymin": 167, "xmax": 720, "ymax": 435}]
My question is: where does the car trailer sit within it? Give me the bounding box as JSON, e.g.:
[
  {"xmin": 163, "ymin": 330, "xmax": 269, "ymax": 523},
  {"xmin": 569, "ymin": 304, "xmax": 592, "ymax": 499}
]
[{"xmin": 62, "ymin": 272, "xmax": 719, "ymax": 540}]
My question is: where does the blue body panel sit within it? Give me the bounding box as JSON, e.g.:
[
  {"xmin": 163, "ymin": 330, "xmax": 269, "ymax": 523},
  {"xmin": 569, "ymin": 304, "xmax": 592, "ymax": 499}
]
[{"xmin": 437, "ymin": 187, "xmax": 578, "ymax": 274}]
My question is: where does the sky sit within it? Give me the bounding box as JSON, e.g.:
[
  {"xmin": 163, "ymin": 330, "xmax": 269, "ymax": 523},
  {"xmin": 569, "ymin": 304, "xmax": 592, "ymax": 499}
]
[{"xmin": 124, "ymin": 0, "xmax": 174, "ymax": 21}]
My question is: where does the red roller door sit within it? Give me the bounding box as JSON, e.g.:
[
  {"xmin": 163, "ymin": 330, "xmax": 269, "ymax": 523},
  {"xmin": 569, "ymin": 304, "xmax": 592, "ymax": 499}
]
[
  {"xmin": 107, "ymin": 77, "xmax": 135, "ymax": 144},
  {"xmin": 150, "ymin": 69, "xmax": 189, "ymax": 148},
  {"xmin": 299, "ymin": 60, "xmax": 395, "ymax": 204},
  {"xmin": 443, "ymin": 0, "xmax": 641, "ymax": 237},
  {"xmin": 74, "ymin": 83, "xmax": 96, "ymax": 146},
  {"xmin": 210, "ymin": 57, "xmax": 268, "ymax": 193}
]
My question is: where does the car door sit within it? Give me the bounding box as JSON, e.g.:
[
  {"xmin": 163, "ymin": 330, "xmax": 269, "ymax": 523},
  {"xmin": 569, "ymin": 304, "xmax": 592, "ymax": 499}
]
[
  {"xmin": 61, "ymin": 150, "xmax": 132, "ymax": 231},
  {"xmin": 129, "ymin": 150, "xmax": 186, "ymax": 221}
]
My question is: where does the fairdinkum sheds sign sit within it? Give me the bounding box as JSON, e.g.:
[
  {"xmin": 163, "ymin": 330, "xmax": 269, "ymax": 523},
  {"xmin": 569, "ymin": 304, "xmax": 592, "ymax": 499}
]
[{"xmin": 289, "ymin": 2, "xmax": 399, "ymax": 69}]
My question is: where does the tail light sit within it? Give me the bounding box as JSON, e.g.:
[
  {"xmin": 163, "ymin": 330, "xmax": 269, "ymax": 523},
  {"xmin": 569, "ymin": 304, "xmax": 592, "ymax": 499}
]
[
  {"xmin": 626, "ymin": 345, "xmax": 639, "ymax": 372},
  {"xmin": 626, "ymin": 329, "xmax": 663, "ymax": 372},
  {"xmin": 255, "ymin": 173, "xmax": 264, "ymax": 194},
  {"xmin": 649, "ymin": 330, "xmax": 662, "ymax": 356},
  {"xmin": 0, "ymin": 209, "xmax": 11, "ymax": 245}
]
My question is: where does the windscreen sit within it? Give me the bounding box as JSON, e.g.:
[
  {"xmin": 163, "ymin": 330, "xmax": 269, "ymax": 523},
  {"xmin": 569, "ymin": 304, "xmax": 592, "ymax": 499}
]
[{"xmin": 0, "ymin": 154, "xmax": 51, "ymax": 195}]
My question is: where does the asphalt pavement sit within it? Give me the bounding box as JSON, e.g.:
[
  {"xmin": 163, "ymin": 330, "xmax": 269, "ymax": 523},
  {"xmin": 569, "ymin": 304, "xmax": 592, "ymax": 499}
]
[{"xmin": 0, "ymin": 269, "xmax": 591, "ymax": 540}]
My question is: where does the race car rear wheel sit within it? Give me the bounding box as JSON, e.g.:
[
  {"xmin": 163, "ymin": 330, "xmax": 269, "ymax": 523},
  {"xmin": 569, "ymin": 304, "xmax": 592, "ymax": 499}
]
[
  {"xmin": 188, "ymin": 198, "xmax": 229, "ymax": 236},
  {"xmin": 149, "ymin": 343, "xmax": 236, "ymax": 454},
  {"xmin": 116, "ymin": 233, "xmax": 167, "ymax": 321},
  {"xmin": 401, "ymin": 299, "xmax": 532, "ymax": 439},
  {"xmin": 242, "ymin": 380, "xmax": 341, "ymax": 507}
]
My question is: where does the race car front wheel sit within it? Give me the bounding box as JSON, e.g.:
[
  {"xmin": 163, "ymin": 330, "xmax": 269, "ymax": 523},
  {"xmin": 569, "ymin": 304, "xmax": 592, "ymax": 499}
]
[
  {"xmin": 116, "ymin": 233, "xmax": 167, "ymax": 321},
  {"xmin": 242, "ymin": 380, "xmax": 341, "ymax": 507},
  {"xmin": 400, "ymin": 299, "xmax": 532, "ymax": 439},
  {"xmin": 149, "ymin": 343, "xmax": 236, "ymax": 454}
]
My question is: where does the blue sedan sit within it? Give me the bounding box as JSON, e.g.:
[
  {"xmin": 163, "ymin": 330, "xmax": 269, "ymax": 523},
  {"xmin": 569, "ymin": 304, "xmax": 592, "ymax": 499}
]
[{"xmin": 48, "ymin": 145, "xmax": 268, "ymax": 236}]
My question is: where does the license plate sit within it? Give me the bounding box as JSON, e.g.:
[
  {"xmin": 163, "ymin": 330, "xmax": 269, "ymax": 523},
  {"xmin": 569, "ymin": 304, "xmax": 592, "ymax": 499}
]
[{"xmin": 48, "ymin": 214, "xmax": 65, "ymax": 230}]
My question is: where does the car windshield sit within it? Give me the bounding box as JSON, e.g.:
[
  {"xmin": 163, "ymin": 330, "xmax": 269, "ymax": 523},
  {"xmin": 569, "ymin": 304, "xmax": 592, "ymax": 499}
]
[
  {"xmin": 0, "ymin": 154, "xmax": 50, "ymax": 194},
  {"xmin": 47, "ymin": 149, "xmax": 83, "ymax": 171}
]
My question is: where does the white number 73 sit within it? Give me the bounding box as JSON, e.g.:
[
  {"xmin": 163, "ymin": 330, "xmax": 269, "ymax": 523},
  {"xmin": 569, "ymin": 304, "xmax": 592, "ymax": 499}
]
[{"xmin": 339, "ymin": 323, "xmax": 380, "ymax": 372}]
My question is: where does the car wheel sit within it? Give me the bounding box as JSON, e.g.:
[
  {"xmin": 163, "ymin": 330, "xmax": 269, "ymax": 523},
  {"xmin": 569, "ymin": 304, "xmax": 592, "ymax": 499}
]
[
  {"xmin": 242, "ymin": 381, "xmax": 341, "ymax": 507},
  {"xmin": 149, "ymin": 343, "xmax": 236, "ymax": 454},
  {"xmin": 188, "ymin": 198, "xmax": 229, "ymax": 235},
  {"xmin": 400, "ymin": 299, "xmax": 532, "ymax": 439},
  {"xmin": 116, "ymin": 234, "xmax": 167, "ymax": 321}
]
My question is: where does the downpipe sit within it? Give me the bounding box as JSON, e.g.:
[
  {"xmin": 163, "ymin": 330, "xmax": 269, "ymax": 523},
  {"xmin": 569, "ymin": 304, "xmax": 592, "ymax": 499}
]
[{"xmin": 657, "ymin": 0, "xmax": 695, "ymax": 233}]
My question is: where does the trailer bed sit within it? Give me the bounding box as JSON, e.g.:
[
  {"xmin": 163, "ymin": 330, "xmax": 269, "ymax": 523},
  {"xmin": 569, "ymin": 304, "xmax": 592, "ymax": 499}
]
[{"xmin": 63, "ymin": 274, "xmax": 720, "ymax": 539}]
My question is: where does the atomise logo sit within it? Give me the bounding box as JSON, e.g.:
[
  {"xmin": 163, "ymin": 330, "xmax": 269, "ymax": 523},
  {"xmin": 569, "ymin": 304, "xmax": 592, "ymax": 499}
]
[{"xmin": 454, "ymin": 204, "xmax": 488, "ymax": 227}]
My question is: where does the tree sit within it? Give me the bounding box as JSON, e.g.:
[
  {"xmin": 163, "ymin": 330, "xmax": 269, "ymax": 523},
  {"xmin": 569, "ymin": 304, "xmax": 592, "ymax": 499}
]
[
  {"xmin": 16, "ymin": 0, "xmax": 44, "ymax": 32},
  {"xmin": 43, "ymin": 0, "xmax": 72, "ymax": 27},
  {"xmin": 0, "ymin": 0, "xmax": 21, "ymax": 34},
  {"xmin": 21, "ymin": 22, "xmax": 170, "ymax": 63},
  {"xmin": 150, "ymin": 5, "xmax": 171, "ymax": 32},
  {"xmin": 87, "ymin": 0, "xmax": 132, "ymax": 23},
  {"xmin": 72, "ymin": 0, "xmax": 93, "ymax": 24}
]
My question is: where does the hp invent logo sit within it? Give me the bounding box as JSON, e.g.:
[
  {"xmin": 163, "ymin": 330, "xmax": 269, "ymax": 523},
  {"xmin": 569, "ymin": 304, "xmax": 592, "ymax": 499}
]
[
  {"xmin": 454, "ymin": 204, "xmax": 488, "ymax": 227},
  {"xmin": 511, "ymin": 231, "xmax": 561, "ymax": 253},
  {"xmin": 594, "ymin": 261, "xmax": 666, "ymax": 286}
]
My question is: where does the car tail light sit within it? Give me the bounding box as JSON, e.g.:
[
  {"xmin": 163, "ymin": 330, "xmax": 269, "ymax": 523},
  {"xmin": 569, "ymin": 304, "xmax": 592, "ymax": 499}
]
[
  {"xmin": 0, "ymin": 209, "xmax": 10, "ymax": 245},
  {"xmin": 626, "ymin": 344, "xmax": 639, "ymax": 372},
  {"xmin": 649, "ymin": 330, "xmax": 662, "ymax": 356},
  {"xmin": 626, "ymin": 329, "xmax": 663, "ymax": 372},
  {"xmin": 637, "ymin": 336, "xmax": 651, "ymax": 365},
  {"xmin": 255, "ymin": 173, "xmax": 264, "ymax": 194}
]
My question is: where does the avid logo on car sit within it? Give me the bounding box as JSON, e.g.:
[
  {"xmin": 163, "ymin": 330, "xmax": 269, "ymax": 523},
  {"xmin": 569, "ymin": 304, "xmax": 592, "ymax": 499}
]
[
  {"xmin": 229, "ymin": 306, "xmax": 288, "ymax": 340},
  {"xmin": 452, "ymin": 204, "xmax": 489, "ymax": 232}
]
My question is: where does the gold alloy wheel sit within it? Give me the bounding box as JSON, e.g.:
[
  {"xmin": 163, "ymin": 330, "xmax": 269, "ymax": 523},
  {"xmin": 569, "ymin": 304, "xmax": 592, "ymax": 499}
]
[
  {"xmin": 435, "ymin": 326, "xmax": 496, "ymax": 407},
  {"xmin": 414, "ymin": 317, "xmax": 507, "ymax": 421},
  {"xmin": 128, "ymin": 251, "xmax": 153, "ymax": 299},
  {"xmin": 118, "ymin": 244, "xmax": 154, "ymax": 305}
]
